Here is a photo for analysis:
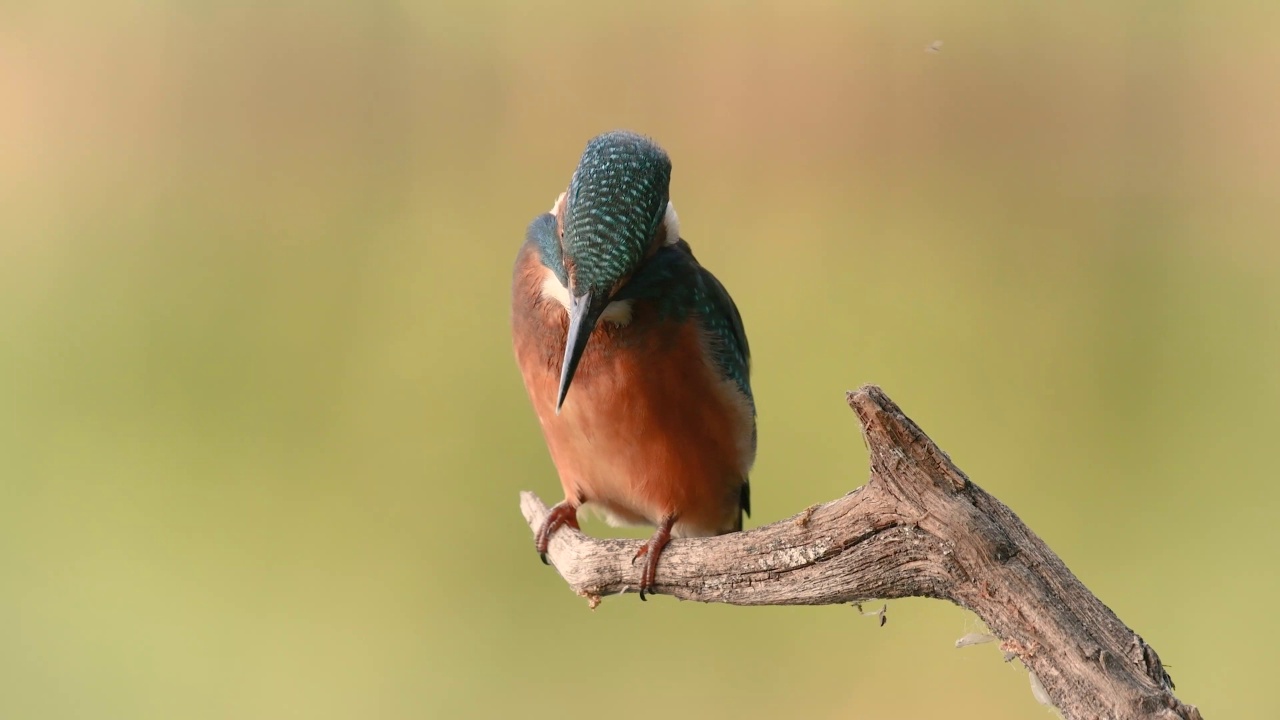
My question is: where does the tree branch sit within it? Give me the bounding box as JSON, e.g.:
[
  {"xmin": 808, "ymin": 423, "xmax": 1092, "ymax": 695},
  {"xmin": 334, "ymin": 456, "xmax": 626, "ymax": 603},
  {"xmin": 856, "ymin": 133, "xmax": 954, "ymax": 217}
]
[{"xmin": 519, "ymin": 385, "xmax": 1201, "ymax": 720}]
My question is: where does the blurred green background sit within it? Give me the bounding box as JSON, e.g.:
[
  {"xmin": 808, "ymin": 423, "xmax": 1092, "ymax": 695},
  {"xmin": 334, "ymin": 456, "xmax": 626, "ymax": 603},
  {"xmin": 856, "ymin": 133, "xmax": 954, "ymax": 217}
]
[{"xmin": 3, "ymin": 1, "xmax": 1277, "ymax": 718}]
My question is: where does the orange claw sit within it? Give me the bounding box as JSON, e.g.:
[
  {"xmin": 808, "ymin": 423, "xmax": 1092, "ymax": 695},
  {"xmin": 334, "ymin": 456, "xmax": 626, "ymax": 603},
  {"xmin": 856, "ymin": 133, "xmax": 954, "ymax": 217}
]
[
  {"xmin": 632, "ymin": 516, "xmax": 675, "ymax": 601},
  {"xmin": 535, "ymin": 501, "xmax": 580, "ymax": 564}
]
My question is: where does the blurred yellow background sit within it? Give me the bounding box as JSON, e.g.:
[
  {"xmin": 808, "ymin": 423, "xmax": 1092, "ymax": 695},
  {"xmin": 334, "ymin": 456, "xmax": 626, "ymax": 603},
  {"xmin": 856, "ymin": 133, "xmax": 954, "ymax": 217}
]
[{"xmin": 3, "ymin": 2, "xmax": 1277, "ymax": 718}]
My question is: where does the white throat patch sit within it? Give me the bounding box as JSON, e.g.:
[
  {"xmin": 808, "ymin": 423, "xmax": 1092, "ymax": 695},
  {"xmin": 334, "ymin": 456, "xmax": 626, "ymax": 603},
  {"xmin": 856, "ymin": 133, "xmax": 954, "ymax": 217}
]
[
  {"xmin": 661, "ymin": 201, "xmax": 680, "ymax": 245},
  {"xmin": 540, "ymin": 268, "xmax": 634, "ymax": 326}
]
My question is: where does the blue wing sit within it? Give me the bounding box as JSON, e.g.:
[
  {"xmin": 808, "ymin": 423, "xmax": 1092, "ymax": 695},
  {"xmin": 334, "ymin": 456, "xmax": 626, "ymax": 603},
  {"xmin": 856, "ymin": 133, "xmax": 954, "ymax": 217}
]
[{"xmin": 673, "ymin": 240, "xmax": 752, "ymax": 407}]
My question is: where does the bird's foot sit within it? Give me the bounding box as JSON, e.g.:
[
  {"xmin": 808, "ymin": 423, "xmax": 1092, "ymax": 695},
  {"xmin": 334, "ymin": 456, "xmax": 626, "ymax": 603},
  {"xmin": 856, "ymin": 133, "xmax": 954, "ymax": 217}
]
[
  {"xmin": 535, "ymin": 501, "xmax": 580, "ymax": 564},
  {"xmin": 631, "ymin": 517, "xmax": 676, "ymax": 601}
]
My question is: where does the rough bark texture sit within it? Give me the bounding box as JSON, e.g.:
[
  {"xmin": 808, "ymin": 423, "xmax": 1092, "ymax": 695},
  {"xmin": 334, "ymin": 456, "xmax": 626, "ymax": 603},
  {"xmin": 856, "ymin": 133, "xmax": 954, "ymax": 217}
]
[{"xmin": 520, "ymin": 385, "xmax": 1203, "ymax": 720}]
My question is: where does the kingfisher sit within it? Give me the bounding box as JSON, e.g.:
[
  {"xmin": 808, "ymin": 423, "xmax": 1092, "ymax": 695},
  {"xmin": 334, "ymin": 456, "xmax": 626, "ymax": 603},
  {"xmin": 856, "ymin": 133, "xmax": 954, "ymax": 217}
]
[{"xmin": 511, "ymin": 130, "xmax": 756, "ymax": 600}]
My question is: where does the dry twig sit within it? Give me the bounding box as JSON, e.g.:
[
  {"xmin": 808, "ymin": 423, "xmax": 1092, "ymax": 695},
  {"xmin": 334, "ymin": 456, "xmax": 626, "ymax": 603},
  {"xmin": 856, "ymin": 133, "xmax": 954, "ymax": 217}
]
[{"xmin": 519, "ymin": 385, "xmax": 1202, "ymax": 720}]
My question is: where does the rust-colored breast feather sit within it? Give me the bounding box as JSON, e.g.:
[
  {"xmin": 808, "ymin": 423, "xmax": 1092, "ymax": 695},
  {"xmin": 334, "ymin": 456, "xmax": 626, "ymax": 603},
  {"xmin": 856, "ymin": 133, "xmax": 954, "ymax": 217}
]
[{"xmin": 512, "ymin": 245, "xmax": 753, "ymax": 539}]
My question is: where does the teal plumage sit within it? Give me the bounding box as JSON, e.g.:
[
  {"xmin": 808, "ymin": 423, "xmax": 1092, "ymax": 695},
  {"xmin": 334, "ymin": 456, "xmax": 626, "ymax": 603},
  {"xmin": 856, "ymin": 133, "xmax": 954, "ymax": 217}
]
[
  {"xmin": 562, "ymin": 131, "xmax": 671, "ymax": 294},
  {"xmin": 525, "ymin": 213, "xmax": 565, "ymax": 286},
  {"xmin": 614, "ymin": 241, "xmax": 755, "ymax": 424}
]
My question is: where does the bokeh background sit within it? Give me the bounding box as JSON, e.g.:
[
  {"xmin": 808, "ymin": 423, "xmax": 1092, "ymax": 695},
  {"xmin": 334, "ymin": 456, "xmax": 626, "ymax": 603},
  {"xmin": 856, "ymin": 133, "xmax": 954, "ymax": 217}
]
[{"xmin": 3, "ymin": 2, "xmax": 1277, "ymax": 718}]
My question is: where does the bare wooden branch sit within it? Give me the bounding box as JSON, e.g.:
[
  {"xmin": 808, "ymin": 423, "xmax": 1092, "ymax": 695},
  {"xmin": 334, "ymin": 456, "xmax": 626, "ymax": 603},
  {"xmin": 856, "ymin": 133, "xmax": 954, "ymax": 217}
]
[{"xmin": 519, "ymin": 385, "xmax": 1203, "ymax": 720}]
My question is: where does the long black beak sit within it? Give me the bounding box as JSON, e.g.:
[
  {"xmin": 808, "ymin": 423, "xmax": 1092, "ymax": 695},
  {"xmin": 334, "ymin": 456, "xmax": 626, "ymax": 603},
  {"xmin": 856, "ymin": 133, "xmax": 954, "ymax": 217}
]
[{"xmin": 556, "ymin": 289, "xmax": 610, "ymax": 413}]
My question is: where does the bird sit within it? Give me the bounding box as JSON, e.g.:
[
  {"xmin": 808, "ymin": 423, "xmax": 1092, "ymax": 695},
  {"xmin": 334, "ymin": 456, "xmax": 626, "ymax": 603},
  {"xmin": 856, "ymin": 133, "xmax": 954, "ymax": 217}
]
[{"xmin": 511, "ymin": 130, "xmax": 756, "ymax": 600}]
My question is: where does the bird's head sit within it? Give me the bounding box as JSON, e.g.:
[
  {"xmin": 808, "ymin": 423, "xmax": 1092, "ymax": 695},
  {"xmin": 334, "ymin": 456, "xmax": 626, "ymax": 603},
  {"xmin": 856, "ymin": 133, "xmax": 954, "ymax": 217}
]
[{"xmin": 553, "ymin": 130, "xmax": 676, "ymax": 412}]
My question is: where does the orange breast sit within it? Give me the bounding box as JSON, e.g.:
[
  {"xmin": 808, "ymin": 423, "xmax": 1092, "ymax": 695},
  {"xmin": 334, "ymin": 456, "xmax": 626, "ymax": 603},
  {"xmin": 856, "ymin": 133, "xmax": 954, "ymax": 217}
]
[{"xmin": 511, "ymin": 247, "xmax": 754, "ymax": 538}]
